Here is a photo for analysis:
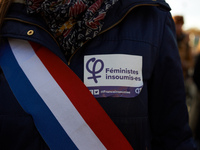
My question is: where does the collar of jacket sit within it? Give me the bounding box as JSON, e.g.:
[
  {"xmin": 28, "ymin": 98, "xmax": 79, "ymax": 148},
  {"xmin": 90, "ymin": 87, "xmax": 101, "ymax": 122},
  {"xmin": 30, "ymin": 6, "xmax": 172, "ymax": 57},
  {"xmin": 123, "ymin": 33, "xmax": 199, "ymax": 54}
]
[
  {"xmin": 101, "ymin": 0, "xmax": 171, "ymax": 32},
  {"xmin": 3, "ymin": 0, "xmax": 171, "ymax": 38},
  {"xmin": 1, "ymin": 0, "xmax": 170, "ymax": 64}
]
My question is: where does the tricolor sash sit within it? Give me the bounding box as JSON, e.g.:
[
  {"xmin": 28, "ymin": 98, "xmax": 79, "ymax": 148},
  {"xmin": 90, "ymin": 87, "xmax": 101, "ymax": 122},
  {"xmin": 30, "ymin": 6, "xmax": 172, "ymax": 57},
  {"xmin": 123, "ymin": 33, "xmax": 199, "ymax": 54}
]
[{"xmin": 0, "ymin": 38, "xmax": 133, "ymax": 150}]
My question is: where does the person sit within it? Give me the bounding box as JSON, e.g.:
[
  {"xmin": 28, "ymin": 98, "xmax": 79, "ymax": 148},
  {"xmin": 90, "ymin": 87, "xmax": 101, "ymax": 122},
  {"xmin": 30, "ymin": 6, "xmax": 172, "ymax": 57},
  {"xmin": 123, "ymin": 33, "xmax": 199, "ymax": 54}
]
[
  {"xmin": 173, "ymin": 15, "xmax": 194, "ymax": 80},
  {"xmin": 0, "ymin": 0, "xmax": 197, "ymax": 149},
  {"xmin": 173, "ymin": 15, "xmax": 196, "ymax": 116}
]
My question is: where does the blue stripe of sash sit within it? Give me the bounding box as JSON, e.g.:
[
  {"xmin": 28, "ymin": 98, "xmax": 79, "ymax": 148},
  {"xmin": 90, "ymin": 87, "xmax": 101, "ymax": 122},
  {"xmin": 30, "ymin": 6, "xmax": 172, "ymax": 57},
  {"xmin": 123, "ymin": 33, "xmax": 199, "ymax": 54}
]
[{"xmin": 0, "ymin": 40, "xmax": 78, "ymax": 150}]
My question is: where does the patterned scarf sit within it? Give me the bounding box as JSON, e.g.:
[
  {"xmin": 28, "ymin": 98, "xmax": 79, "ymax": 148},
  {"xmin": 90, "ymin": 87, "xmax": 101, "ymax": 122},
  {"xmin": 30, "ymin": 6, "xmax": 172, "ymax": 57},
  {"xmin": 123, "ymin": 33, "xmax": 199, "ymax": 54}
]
[{"xmin": 26, "ymin": 0, "xmax": 119, "ymax": 57}]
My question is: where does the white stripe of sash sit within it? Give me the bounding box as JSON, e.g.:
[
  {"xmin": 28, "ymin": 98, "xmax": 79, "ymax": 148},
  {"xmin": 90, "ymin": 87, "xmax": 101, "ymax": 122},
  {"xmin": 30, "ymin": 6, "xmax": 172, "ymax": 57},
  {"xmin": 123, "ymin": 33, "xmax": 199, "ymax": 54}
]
[{"xmin": 9, "ymin": 39, "xmax": 106, "ymax": 150}]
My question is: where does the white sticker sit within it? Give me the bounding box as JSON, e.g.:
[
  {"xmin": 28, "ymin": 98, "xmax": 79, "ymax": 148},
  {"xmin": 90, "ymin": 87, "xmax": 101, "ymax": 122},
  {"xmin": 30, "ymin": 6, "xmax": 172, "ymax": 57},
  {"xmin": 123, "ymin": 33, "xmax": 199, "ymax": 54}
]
[{"xmin": 84, "ymin": 54, "xmax": 143, "ymax": 98}]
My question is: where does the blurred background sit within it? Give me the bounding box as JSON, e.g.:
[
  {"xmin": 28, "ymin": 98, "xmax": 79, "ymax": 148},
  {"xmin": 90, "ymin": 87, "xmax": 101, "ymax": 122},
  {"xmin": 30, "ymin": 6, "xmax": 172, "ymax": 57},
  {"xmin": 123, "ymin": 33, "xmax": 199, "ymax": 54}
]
[
  {"xmin": 167, "ymin": 0, "xmax": 200, "ymax": 148},
  {"xmin": 167, "ymin": 0, "xmax": 200, "ymax": 53},
  {"xmin": 167, "ymin": 0, "xmax": 200, "ymax": 30}
]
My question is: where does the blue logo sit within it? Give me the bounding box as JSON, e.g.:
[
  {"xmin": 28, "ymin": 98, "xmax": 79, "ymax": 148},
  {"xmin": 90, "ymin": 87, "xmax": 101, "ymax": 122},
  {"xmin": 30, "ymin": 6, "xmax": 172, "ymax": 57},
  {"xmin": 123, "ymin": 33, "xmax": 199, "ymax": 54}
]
[{"xmin": 86, "ymin": 57, "xmax": 104, "ymax": 83}]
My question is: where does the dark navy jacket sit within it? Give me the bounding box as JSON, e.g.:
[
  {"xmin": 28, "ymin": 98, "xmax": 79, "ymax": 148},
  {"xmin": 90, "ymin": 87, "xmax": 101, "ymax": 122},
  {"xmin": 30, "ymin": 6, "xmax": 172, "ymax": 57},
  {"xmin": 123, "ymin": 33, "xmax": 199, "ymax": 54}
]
[{"xmin": 0, "ymin": 0, "xmax": 197, "ymax": 149}]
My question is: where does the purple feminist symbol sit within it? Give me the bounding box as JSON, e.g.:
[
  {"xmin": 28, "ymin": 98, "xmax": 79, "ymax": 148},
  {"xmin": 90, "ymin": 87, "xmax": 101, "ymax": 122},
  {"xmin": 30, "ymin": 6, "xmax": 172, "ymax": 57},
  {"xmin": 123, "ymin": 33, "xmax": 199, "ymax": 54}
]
[{"xmin": 86, "ymin": 57, "xmax": 104, "ymax": 83}]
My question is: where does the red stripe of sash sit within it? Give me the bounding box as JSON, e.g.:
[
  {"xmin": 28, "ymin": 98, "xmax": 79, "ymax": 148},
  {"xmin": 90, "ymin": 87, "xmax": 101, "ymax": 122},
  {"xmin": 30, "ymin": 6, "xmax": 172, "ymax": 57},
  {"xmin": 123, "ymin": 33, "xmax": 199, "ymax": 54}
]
[{"xmin": 30, "ymin": 42, "xmax": 133, "ymax": 150}]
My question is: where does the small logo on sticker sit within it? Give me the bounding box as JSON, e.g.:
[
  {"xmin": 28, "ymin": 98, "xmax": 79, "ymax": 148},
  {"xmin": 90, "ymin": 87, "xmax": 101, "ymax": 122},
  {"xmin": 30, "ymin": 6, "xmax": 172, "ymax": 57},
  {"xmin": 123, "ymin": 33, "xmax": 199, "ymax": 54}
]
[
  {"xmin": 86, "ymin": 57, "xmax": 104, "ymax": 83},
  {"xmin": 90, "ymin": 90, "xmax": 94, "ymax": 95},
  {"xmin": 94, "ymin": 89, "xmax": 99, "ymax": 95},
  {"xmin": 135, "ymin": 88, "xmax": 142, "ymax": 94},
  {"xmin": 89, "ymin": 89, "xmax": 100, "ymax": 95}
]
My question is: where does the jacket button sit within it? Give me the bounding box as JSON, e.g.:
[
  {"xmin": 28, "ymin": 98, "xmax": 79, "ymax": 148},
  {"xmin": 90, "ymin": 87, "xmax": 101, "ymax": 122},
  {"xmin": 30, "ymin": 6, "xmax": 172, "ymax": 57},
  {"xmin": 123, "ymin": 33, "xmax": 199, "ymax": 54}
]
[{"xmin": 27, "ymin": 30, "xmax": 34, "ymax": 36}]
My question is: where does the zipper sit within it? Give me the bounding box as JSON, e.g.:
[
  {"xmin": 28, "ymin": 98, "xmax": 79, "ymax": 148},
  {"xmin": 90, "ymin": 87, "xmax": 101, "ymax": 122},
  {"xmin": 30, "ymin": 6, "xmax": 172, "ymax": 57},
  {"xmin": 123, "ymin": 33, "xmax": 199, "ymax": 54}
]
[
  {"xmin": 68, "ymin": 3, "xmax": 159, "ymax": 65},
  {"xmin": 4, "ymin": 18, "xmax": 60, "ymax": 47}
]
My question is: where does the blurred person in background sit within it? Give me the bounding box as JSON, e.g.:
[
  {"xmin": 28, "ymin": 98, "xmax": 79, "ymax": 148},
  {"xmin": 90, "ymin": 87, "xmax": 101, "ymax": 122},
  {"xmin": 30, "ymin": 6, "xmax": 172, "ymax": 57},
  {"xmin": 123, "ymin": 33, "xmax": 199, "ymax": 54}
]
[
  {"xmin": 173, "ymin": 15, "xmax": 195, "ymax": 111},
  {"xmin": 173, "ymin": 15, "xmax": 194, "ymax": 80}
]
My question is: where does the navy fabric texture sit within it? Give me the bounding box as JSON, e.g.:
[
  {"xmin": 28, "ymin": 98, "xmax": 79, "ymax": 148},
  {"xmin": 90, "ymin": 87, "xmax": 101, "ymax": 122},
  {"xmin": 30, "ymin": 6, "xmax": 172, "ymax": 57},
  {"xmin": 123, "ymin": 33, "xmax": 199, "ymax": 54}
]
[{"xmin": 0, "ymin": 0, "xmax": 197, "ymax": 149}]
